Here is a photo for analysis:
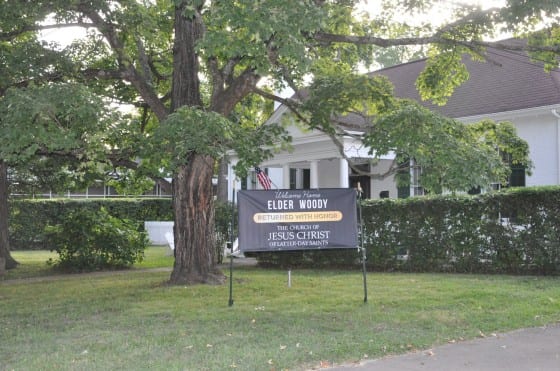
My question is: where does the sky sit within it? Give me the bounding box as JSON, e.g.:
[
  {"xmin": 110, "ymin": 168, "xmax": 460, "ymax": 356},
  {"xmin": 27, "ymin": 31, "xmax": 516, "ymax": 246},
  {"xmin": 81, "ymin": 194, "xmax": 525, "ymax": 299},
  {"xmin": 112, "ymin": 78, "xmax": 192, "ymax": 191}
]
[
  {"xmin": 41, "ymin": 0, "xmax": 509, "ymax": 47},
  {"xmin": 360, "ymin": 0, "xmax": 510, "ymax": 36}
]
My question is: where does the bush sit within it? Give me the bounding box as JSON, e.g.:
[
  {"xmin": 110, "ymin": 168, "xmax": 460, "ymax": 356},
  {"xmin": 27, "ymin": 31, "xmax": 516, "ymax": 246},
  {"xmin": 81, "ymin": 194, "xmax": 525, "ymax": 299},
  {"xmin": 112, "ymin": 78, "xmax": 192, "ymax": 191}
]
[
  {"xmin": 9, "ymin": 198, "xmax": 172, "ymax": 250},
  {"xmin": 9, "ymin": 197, "xmax": 227, "ymax": 265},
  {"xmin": 252, "ymin": 186, "xmax": 560, "ymax": 275},
  {"xmin": 45, "ymin": 207, "xmax": 148, "ymax": 272}
]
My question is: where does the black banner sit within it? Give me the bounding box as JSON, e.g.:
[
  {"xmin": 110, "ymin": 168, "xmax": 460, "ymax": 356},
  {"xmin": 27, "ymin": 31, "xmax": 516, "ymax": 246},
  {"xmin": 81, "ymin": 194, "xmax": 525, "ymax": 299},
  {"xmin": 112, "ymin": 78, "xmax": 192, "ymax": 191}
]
[{"xmin": 237, "ymin": 189, "xmax": 358, "ymax": 252}]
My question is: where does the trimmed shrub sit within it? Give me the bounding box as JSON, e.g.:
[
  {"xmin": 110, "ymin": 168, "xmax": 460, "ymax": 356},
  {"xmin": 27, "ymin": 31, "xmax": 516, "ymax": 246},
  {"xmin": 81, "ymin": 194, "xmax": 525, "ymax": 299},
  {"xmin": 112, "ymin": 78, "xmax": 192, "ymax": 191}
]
[
  {"xmin": 252, "ymin": 186, "xmax": 560, "ymax": 275},
  {"xmin": 45, "ymin": 207, "xmax": 148, "ymax": 271},
  {"xmin": 9, "ymin": 198, "xmax": 172, "ymax": 250}
]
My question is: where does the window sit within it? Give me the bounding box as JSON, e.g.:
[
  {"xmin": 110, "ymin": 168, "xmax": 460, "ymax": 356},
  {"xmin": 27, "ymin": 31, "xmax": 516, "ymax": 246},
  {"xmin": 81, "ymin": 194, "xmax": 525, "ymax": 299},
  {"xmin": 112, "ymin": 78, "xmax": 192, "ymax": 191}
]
[
  {"xmin": 411, "ymin": 163, "xmax": 424, "ymax": 196},
  {"xmin": 302, "ymin": 169, "xmax": 310, "ymax": 189},
  {"xmin": 397, "ymin": 186, "xmax": 410, "ymax": 198},
  {"xmin": 501, "ymin": 153, "xmax": 526, "ymax": 188},
  {"xmin": 289, "ymin": 169, "xmax": 297, "ymax": 189},
  {"xmin": 509, "ymin": 165, "xmax": 526, "ymax": 187}
]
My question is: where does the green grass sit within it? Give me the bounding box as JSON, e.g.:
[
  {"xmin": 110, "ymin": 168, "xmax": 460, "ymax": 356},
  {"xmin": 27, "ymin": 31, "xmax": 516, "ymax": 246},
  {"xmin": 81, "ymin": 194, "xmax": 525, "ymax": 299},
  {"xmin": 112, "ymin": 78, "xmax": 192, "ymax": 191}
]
[
  {"xmin": 1, "ymin": 251, "xmax": 560, "ymax": 370},
  {"xmin": 2, "ymin": 246, "xmax": 173, "ymax": 280},
  {"xmin": 133, "ymin": 245, "xmax": 174, "ymax": 269},
  {"xmin": 3, "ymin": 250, "xmax": 59, "ymax": 280}
]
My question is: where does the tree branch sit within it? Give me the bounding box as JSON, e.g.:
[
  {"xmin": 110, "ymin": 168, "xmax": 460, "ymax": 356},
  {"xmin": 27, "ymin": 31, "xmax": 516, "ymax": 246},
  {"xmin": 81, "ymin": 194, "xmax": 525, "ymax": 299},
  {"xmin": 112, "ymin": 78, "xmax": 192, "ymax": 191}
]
[
  {"xmin": 313, "ymin": 32, "xmax": 560, "ymax": 54},
  {"xmin": 31, "ymin": 147, "xmax": 172, "ymax": 193},
  {"xmin": 77, "ymin": 4, "xmax": 169, "ymax": 121},
  {"xmin": 0, "ymin": 72, "xmax": 65, "ymax": 96},
  {"xmin": 253, "ymin": 88, "xmax": 308, "ymax": 122},
  {"xmin": 210, "ymin": 67, "xmax": 261, "ymax": 116}
]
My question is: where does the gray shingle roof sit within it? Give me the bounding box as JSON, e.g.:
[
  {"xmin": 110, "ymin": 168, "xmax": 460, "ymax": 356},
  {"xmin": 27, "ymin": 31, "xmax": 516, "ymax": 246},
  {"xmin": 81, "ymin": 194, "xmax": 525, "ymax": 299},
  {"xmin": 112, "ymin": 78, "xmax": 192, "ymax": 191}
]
[{"xmin": 370, "ymin": 41, "xmax": 560, "ymax": 118}]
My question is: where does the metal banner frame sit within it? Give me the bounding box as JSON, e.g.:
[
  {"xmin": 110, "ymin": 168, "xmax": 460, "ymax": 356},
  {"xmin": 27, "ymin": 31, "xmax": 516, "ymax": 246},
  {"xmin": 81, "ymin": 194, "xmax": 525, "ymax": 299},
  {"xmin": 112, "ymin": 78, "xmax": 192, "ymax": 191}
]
[{"xmin": 229, "ymin": 188, "xmax": 367, "ymax": 306}]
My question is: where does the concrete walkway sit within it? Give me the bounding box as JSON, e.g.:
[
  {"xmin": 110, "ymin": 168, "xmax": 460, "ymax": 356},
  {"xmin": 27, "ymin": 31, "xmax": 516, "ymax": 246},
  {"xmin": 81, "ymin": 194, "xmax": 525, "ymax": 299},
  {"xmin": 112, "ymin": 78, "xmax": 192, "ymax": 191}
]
[{"xmin": 327, "ymin": 324, "xmax": 560, "ymax": 371}]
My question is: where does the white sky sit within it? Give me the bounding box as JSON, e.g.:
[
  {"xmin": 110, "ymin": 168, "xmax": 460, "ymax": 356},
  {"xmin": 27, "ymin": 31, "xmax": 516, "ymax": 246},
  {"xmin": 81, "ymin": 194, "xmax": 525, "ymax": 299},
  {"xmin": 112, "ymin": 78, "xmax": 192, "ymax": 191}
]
[
  {"xmin": 359, "ymin": 0, "xmax": 508, "ymax": 31},
  {"xmin": 41, "ymin": 1, "xmax": 508, "ymax": 47}
]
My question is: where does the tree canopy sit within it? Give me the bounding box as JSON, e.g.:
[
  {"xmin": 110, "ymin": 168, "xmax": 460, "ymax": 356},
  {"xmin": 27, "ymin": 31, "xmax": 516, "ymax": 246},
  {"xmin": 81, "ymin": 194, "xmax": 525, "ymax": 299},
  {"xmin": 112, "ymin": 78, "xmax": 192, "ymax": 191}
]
[{"xmin": 0, "ymin": 0, "xmax": 558, "ymax": 280}]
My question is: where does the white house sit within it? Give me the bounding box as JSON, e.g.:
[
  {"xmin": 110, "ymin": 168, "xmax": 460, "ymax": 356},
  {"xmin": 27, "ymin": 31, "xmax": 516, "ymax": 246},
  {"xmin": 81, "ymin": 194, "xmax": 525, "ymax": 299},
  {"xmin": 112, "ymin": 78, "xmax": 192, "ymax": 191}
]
[{"xmin": 228, "ymin": 40, "xmax": 560, "ymax": 199}]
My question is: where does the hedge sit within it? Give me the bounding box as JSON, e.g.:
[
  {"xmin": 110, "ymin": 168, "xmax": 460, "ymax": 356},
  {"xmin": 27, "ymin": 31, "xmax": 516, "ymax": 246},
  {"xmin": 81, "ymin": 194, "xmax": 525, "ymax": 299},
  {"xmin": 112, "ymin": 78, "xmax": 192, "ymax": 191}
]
[
  {"xmin": 8, "ymin": 197, "xmax": 234, "ymax": 264},
  {"xmin": 9, "ymin": 187, "xmax": 560, "ymax": 275},
  {"xmin": 8, "ymin": 198, "xmax": 173, "ymax": 250},
  {"xmin": 252, "ymin": 187, "xmax": 560, "ymax": 275}
]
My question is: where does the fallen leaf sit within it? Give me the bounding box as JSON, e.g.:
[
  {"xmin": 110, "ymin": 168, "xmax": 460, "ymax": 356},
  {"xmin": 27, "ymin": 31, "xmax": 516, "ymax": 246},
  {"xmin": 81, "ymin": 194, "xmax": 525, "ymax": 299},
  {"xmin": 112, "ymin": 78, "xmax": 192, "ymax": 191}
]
[
  {"xmin": 251, "ymin": 319, "xmax": 256, "ymax": 324},
  {"xmin": 478, "ymin": 330, "xmax": 486, "ymax": 338},
  {"xmin": 426, "ymin": 350, "xmax": 435, "ymax": 357},
  {"xmin": 280, "ymin": 345, "xmax": 287, "ymax": 350},
  {"xmin": 267, "ymin": 359, "xmax": 273, "ymax": 365},
  {"xmin": 296, "ymin": 343, "xmax": 301, "ymax": 348},
  {"xmin": 206, "ymin": 344, "xmax": 213, "ymax": 348},
  {"xmin": 319, "ymin": 360, "xmax": 331, "ymax": 368},
  {"xmin": 185, "ymin": 345, "xmax": 193, "ymax": 349}
]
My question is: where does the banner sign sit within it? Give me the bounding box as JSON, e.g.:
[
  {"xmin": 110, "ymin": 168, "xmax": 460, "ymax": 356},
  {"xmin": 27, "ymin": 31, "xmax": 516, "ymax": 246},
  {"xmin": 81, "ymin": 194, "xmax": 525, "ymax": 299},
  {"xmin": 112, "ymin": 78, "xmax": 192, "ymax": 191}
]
[{"xmin": 237, "ymin": 189, "xmax": 357, "ymax": 252}]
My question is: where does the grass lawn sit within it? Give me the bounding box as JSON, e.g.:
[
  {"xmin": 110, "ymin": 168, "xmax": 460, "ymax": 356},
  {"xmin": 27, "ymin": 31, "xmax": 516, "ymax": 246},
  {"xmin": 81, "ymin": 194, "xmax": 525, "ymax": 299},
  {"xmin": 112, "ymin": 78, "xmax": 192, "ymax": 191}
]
[
  {"xmin": 1, "ymin": 248, "xmax": 560, "ymax": 370},
  {"xmin": 2, "ymin": 246, "xmax": 175, "ymax": 280}
]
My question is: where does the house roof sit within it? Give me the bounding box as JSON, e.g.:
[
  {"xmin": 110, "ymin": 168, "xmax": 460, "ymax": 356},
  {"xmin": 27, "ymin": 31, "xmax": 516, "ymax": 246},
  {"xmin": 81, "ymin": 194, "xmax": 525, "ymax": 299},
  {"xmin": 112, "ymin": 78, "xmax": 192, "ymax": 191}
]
[{"xmin": 370, "ymin": 40, "xmax": 560, "ymax": 118}]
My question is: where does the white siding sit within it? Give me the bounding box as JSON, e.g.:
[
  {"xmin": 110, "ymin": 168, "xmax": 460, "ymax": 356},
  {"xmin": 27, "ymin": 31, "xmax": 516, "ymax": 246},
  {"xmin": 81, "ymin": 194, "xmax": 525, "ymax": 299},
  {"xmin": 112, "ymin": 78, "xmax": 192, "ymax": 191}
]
[
  {"xmin": 370, "ymin": 159, "xmax": 398, "ymax": 199},
  {"xmin": 317, "ymin": 159, "xmax": 344, "ymax": 188},
  {"xmin": 513, "ymin": 117, "xmax": 559, "ymax": 186}
]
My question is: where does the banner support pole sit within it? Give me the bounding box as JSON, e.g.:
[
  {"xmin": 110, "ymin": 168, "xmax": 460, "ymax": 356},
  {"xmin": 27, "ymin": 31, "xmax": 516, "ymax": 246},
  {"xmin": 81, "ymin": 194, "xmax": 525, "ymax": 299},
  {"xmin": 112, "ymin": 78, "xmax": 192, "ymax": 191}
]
[
  {"xmin": 357, "ymin": 183, "xmax": 367, "ymax": 303},
  {"xmin": 228, "ymin": 186, "xmax": 236, "ymax": 307},
  {"xmin": 228, "ymin": 250, "xmax": 234, "ymax": 306}
]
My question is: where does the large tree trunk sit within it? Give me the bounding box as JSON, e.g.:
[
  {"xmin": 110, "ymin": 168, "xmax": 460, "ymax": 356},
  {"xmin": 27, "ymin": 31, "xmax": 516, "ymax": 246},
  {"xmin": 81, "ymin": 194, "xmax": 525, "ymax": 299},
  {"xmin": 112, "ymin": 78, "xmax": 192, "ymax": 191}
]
[
  {"xmin": 168, "ymin": 1, "xmax": 224, "ymax": 284},
  {"xmin": 170, "ymin": 154, "xmax": 224, "ymax": 284},
  {"xmin": 0, "ymin": 160, "xmax": 18, "ymax": 274}
]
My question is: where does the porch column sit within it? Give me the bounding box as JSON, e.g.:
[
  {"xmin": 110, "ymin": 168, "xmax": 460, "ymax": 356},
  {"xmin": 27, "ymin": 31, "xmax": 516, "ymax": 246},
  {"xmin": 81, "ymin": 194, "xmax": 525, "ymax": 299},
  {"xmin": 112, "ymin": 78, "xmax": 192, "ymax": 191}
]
[
  {"xmin": 282, "ymin": 164, "xmax": 291, "ymax": 189},
  {"xmin": 310, "ymin": 160, "xmax": 319, "ymax": 189},
  {"xmin": 339, "ymin": 158, "xmax": 349, "ymax": 188},
  {"xmin": 228, "ymin": 160, "xmax": 239, "ymax": 202}
]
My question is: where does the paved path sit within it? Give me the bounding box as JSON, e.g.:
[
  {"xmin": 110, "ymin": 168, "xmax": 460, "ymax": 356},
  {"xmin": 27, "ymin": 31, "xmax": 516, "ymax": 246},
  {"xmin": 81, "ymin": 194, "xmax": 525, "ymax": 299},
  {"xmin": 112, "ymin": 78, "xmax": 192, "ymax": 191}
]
[{"xmin": 327, "ymin": 324, "xmax": 560, "ymax": 371}]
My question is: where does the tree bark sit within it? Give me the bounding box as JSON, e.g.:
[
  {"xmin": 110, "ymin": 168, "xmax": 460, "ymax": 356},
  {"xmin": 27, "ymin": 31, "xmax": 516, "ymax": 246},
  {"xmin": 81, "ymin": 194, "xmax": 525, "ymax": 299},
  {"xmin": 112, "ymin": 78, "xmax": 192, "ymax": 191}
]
[
  {"xmin": 0, "ymin": 160, "xmax": 18, "ymax": 273},
  {"xmin": 171, "ymin": 1, "xmax": 202, "ymax": 110},
  {"xmin": 168, "ymin": 1, "xmax": 224, "ymax": 285},
  {"xmin": 170, "ymin": 154, "xmax": 224, "ymax": 284}
]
